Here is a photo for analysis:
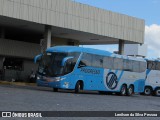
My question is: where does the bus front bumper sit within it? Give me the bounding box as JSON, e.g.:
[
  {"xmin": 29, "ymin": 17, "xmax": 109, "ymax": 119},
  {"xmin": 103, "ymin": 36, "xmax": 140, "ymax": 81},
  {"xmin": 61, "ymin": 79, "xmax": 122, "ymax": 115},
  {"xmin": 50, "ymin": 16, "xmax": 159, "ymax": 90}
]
[{"xmin": 37, "ymin": 79, "xmax": 61, "ymax": 88}]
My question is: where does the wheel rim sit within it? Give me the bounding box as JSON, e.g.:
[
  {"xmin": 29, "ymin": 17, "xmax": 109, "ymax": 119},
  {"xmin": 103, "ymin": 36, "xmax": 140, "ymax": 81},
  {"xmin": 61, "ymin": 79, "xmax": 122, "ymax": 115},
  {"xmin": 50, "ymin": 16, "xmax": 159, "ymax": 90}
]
[
  {"xmin": 156, "ymin": 89, "xmax": 160, "ymax": 96},
  {"xmin": 121, "ymin": 86, "xmax": 126, "ymax": 95},
  {"xmin": 128, "ymin": 87, "xmax": 133, "ymax": 95},
  {"xmin": 78, "ymin": 84, "xmax": 81, "ymax": 91},
  {"xmin": 145, "ymin": 88, "xmax": 151, "ymax": 95}
]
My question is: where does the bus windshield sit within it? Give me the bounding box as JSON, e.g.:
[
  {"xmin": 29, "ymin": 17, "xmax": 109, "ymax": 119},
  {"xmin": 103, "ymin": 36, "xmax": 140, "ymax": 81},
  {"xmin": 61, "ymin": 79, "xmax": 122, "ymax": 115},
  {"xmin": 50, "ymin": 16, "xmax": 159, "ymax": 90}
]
[{"xmin": 38, "ymin": 52, "xmax": 80, "ymax": 77}]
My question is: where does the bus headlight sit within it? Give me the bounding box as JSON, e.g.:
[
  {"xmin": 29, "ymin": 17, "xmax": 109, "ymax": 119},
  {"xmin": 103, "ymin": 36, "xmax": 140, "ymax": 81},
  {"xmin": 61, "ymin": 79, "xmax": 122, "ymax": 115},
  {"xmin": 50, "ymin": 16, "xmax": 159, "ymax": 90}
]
[
  {"xmin": 54, "ymin": 77, "xmax": 61, "ymax": 82},
  {"xmin": 54, "ymin": 77, "xmax": 66, "ymax": 82}
]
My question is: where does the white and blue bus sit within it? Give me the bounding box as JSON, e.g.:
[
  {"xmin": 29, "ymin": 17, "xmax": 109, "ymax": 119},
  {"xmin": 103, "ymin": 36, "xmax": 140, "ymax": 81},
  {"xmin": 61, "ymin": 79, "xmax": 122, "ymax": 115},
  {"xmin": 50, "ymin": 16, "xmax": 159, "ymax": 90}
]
[
  {"xmin": 34, "ymin": 46, "xmax": 147, "ymax": 96},
  {"xmin": 141, "ymin": 59, "xmax": 160, "ymax": 96}
]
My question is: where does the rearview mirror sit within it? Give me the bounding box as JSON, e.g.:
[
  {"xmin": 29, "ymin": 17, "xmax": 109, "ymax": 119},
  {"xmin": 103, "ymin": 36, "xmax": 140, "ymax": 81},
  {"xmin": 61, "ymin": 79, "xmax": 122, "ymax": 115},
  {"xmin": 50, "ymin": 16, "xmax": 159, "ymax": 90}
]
[
  {"xmin": 61, "ymin": 56, "xmax": 74, "ymax": 66},
  {"xmin": 34, "ymin": 54, "xmax": 42, "ymax": 63}
]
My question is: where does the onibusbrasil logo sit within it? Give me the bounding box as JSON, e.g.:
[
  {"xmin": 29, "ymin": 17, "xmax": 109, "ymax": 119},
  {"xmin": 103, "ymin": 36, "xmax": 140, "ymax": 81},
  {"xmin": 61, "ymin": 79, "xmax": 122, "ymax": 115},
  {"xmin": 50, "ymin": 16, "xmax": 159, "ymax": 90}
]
[{"xmin": 106, "ymin": 72, "xmax": 118, "ymax": 90}]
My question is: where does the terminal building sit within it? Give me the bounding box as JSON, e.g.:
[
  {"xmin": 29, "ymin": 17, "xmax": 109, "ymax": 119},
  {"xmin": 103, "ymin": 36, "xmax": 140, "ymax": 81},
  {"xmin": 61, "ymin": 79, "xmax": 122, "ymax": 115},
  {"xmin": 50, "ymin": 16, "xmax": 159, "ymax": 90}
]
[{"xmin": 0, "ymin": 0, "xmax": 145, "ymax": 82}]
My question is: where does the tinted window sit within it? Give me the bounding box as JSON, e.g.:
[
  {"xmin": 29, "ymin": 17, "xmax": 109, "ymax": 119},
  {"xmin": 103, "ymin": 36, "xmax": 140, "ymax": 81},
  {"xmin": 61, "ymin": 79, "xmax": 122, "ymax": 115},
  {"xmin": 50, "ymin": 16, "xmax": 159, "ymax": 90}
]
[
  {"xmin": 92, "ymin": 55, "xmax": 103, "ymax": 68},
  {"xmin": 3, "ymin": 57, "xmax": 23, "ymax": 71},
  {"xmin": 156, "ymin": 62, "xmax": 160, "ymax": 70},
  {"xmin": 132, "ymin": 61, "xmax": 140, "ymax": 72},
  {"xmin": 69, "ymin": 52, "xmax": 80, "ymax": 59},
  {"xmin": 80, "ymin": 53, "xmax": 92, "ymax": 66},
  {"xmin": 113, "ymin": 58, "xmax": 123, "ymax": 70},
  {"xmin": 103, "ymin": 57, "xmax": 114, "ymax": 69},
  {"xmin": 147, "ymin": 61, "xmax": 156, "ymax": 70},
  {"xmin": 123, "ymin": 59, "xmax": 132, "ymax": 71},
  {"xmin": 140, "ymin": 61, "xmax": 146, "ymax": 72}
]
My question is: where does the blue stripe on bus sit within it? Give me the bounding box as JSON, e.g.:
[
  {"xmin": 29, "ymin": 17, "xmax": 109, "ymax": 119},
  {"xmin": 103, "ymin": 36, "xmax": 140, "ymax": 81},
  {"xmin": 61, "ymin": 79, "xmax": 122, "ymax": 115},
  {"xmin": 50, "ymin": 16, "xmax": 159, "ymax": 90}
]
[
  {"xmin": 118, "ymin": 71, "xmax": 124, "ymax": 81},
  {"xmin": 108, "ymin": 69, "xmax": 112, "ymax": 73},
  {"xmin": 146, "ymin": 69, "xmax": 151, "ymax": 75},
  {"xmin": 115, "ymin": 70, "xmax": 118, "ymax": 74}
]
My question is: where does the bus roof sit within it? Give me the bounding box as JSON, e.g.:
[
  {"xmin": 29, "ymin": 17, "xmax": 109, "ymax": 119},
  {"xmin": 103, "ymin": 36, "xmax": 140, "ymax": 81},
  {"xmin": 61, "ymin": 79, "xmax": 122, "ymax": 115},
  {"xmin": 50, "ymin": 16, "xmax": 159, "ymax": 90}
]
[
  {"xmin": 46, "ymin": 46, "xmax": 112, "ymax": 56},
  {"xmin": 46, "ymin": 46, "xmax": 146, "ymax": 62},
  {"xmin": 145, "ymin": 58, "xmax": 160, "ymax": 62}
]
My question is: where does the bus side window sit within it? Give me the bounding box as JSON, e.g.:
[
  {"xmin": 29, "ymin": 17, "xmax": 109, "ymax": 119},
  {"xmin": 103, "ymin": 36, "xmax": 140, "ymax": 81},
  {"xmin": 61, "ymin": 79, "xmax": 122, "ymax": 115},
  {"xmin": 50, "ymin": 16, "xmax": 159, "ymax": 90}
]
[
  {"xmin": 132, "ymin": 61, "xmax": 140, "ymax": 72},
  {"xmin": 140, "ymin": 62, "xmax": 146, "ymax": 72},
  {"xmin": 92, "ymin": 55, "xmax": 103, "ymax": 68},
  {"xmin": 123, "ymin": 59, "xmax": 132, "ymax": 71},
  {"xmin": 103, "ymin": 57, "xmax": 113, "ymax": 69},
  {"xmin": 113, "ymin": 58, "xmax": 123, "ymax": 70},
  {"xmin": 80, "ymin": 53, "xmax": 92, "ymax": 66},
  {"xmin": 155, "ymin": 62, "xmax": 160, "ymax": 70},
  {"xmin": 148, "ymin": 61, "xmax": 156, "ymax": 70}
]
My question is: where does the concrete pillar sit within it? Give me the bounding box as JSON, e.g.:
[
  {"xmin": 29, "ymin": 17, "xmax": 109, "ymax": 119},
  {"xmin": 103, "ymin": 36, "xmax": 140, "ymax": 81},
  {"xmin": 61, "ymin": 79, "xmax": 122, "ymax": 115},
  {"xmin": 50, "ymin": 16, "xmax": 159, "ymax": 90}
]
[
  {"xmin": 44, "ymin": 25, "xmax": 52, "ymax": 48},
  {"xmin": 118, "ymin": 39, "xmax": 125, "ymax": 55},
  {"xmin": 41, "ymin": 25, "xmax": 52, "ymax": 53}
]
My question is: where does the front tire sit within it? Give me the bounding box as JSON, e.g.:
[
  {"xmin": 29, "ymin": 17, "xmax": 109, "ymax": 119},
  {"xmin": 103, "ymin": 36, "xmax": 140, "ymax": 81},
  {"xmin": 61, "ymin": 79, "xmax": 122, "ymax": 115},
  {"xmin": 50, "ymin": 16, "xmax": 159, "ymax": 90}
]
[
  {"xmin": 75, "ymin": 81, "xmax": 81, "ymax": 93},
  {"xmin": 144, "ymin": 87, "xmax": 152, "ymax": 96},
  {"xmin": 120, "ymin": 85, "xmax": 127, "ymax": 96}
]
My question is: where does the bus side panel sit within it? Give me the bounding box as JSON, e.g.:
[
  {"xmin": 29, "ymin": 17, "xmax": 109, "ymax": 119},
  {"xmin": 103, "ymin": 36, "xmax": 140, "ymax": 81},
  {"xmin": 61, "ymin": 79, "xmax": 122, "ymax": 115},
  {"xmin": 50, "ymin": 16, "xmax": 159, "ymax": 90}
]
[
  {"xmin": 146, "ymin": 70, "xmax": 160, "ymax": 90},
  {"xmin": 103, "ymin": 69, "xmax": 125, "ymax": 92},
  {"xmin": 103, "ymin": 69, "xmax": 146, "ymax": 93},
  {"xmin": 71, "ymin": 66, "xmax": 104, "ymax": 91},
  {"xmin": 133, "ymin": 79, "xmax": 145, "ymax": 93}
]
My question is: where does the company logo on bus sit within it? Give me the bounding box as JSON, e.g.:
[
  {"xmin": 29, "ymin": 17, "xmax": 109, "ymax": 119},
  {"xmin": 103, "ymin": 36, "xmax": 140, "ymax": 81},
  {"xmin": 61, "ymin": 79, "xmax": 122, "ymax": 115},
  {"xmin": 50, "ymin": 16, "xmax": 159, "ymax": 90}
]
[{"xmin": 106, "ymin": 72, "xmax": 118, "ymax": 90}]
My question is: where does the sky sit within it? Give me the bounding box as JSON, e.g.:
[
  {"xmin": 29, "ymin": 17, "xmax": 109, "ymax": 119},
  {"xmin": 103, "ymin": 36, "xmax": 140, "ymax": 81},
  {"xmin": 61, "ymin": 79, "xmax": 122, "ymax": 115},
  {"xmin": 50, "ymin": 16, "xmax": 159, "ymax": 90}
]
[{"xmin": 74, "ymin": 0, "xmax": 160, "ymax": 58}]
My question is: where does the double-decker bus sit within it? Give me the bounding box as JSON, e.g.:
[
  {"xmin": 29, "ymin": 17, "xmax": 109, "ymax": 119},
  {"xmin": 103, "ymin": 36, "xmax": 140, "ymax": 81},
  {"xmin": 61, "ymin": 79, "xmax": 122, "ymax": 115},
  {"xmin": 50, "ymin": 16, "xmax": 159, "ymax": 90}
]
[
  {"xmin": 141, "ymin": 59, "xmax": 160, "ymax": 96},
  {"xmin": 34, "ymin": 46, "xmax": 147, "ymax": 96}
]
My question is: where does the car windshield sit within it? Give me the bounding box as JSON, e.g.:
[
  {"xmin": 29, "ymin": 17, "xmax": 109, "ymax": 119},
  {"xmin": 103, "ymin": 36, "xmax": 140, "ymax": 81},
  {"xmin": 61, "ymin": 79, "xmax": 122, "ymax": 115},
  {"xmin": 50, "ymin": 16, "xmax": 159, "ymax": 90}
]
[{"xmin": 38, "ymin": 52, "xmax": 80, "ymax": 77}]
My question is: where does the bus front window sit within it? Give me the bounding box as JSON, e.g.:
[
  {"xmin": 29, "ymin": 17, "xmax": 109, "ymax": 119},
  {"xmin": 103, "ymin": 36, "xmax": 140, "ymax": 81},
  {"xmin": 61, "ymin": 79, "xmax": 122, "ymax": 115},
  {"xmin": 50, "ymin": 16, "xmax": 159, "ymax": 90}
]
[
  {"xmin": 38, "ymin": 52, "xmax": 80, "ymax": 77},
  {"xmin": 38, "ymin": 52, "xmax": 67, "ymax": 77}
]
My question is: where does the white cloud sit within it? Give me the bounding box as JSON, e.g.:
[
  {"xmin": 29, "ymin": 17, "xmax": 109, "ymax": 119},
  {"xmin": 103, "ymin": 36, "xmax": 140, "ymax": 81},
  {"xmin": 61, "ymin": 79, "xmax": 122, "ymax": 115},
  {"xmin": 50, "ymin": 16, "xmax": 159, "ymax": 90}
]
[{"xmin": 145, "ymin": 24, "xmax": 160, "ymax": 58}]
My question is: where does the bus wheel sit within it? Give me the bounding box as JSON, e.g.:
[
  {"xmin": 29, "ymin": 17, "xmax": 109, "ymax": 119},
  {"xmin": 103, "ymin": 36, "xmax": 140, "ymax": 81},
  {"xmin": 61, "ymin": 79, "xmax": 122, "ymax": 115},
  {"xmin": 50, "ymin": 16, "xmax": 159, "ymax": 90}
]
[
  {"xmin": 53, "ymin": 88, "xmax": 58, "ymax": 92},
  {"xmin": 120, "ymin": 85, "xmax": 127, "ymax": 96},
  {"xmin": 75, "ymin": 81, "xmax": 83, "ymax": 93},
  {"xmin": 127, "ymin": 85, "xmax": 134, "ymax": 96},
  {"xmin": 144, "ymin": 87, "xmax": 152, "ymax": 96},
  {"xmin": 154, "ymin": 88, "xmax": 160, "ymax": 96}
]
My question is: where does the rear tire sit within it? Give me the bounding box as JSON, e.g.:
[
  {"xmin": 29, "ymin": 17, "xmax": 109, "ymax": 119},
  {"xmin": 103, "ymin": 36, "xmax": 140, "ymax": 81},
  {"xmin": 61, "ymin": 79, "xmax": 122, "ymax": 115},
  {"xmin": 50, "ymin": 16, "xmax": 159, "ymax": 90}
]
[
  {"xmin": 127, "ymin": 85, "xmax": 134, "ymax": 96},
  {"xmin": 75, "ymin": 81, "xmax": 82, "ymax": 93},
  {"xmin": 144, "ymin": 87, "xmax": 152, "ymax": 96},
  {"xmin": 120, "ymin": 85, "xmax": 127, "ymax": 96},
  {"xmin": 53, "ymin": 88, "xmax": 58, "ymax": 92},
  {"xmin": 154, "ymin": 88, "xmax": 160, "ymax": 96}
]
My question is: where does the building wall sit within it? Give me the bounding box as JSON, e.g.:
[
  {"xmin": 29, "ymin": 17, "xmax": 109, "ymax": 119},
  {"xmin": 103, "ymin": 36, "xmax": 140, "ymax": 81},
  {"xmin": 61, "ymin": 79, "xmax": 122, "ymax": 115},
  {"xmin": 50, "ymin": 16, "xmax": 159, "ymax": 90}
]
[
  {"xmin": 52, "ymin": 37, "xmax": 79, "ymax": 46},
  {"xmin": 4, "ymin": 60, "xmax": 38, "ymax": 82},
  {"xmin": 0, "ymin": 37, "xmax": 78, "ymax": 81},
  {"xmin": 0, "ymin": 0, "xmax": 145, "ymax": 43},
  {"xmin": 0, "ymin": 38, "xmax": 40, "ymax": 59},
  {"xmin": 124, "ymin": 44, "xmax": 147, "ymax": 57},
  {"xmin": 0, "ymin": 38, "xmax": 40, "ymax": 81}
]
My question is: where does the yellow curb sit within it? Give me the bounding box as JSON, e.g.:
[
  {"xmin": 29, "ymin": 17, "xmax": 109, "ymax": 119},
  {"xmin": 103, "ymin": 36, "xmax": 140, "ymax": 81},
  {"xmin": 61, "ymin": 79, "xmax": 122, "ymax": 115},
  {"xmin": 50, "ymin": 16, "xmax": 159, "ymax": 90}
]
[
  {"xmin": 0, "ymin": 81, "xmax": 11, "ymax": 85},
  {"xmin": 0, "ymin": 81, "xmax": 36, "ymax": 86}
]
